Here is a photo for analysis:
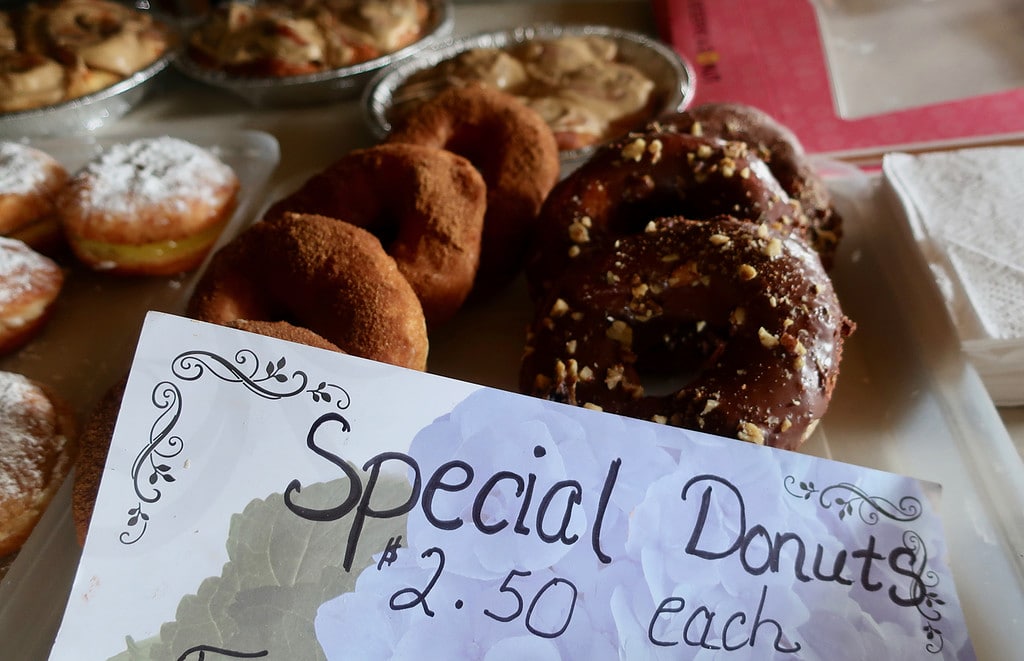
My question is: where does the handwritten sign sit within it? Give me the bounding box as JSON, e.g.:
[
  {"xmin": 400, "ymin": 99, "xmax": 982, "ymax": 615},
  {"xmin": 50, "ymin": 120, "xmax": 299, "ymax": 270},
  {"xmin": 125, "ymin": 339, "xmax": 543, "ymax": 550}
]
[{"xmin": 51, "ymin": 313, "xmax": 975, "ymax": 660}]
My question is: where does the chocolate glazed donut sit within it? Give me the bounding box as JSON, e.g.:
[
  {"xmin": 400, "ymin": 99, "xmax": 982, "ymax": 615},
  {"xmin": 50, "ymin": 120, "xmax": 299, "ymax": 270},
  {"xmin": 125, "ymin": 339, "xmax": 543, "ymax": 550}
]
[
  {"xmin": 525, "ymin": 130, "xmax": 811, "ymax": 299},
  {"xmin": 520, "ymin": 216, "xmax": 854, "ymax": 451},
  {"xmin": 386, "ymin": 84, "xmax": 561, "ymax": 293},
  {"xmin": 648, "ymin": 102, "xmax": 842, "ymax": 268}
]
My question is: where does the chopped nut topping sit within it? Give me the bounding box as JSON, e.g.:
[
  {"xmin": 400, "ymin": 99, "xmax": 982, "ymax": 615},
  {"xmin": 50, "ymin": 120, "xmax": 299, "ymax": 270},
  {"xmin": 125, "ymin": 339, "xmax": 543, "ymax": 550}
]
[
  {"xmin": 565, "ymin": 339, "xmax": 577, "ymax": 354},
  {"xmin": 648, "ymin": 139, "xmax": 663, "ymax": 164},
  {"xmin": 651, "ymin": 414, "xmax": 668, "ymax": 424},
  {"xmin": 567, "ymin": 358, "xmax": 579, "ymax": 379},
  {"xmin": 763, "ymin": 238, "xmax": 782, "ymax": 258},
  {"xmin": 738, "ymin": 264, "xmax": 758, "ymax": 280},
  {"xmin": 580, "ymin": 215, "xmax": 593, "ymax": 228},
  {"xmin": 550, "ymin": 298, "xmax": 570, "ymax": 317},
  {"xmin": 757, "ymin": 223, "xmax": 770, "ymax": 238},
  {"xmin": 668, "ymin": 261, "xmax": 699, "ymax": 287},
  {"xmin": 769, "ymin": 295, "xmax": 778, "ymax": 307},
  {"xmin": 696, "ymin": 320, "xmax": 706, "ymax": 332},
  {"xmin": 568, "ymin": 221, "xmax": 590, "ymax": 244},
  {"xmin": 730, "ymin": 307, "xmax": 746, "ymax": 325},
  {"xmin": 606, "ymin": 320, "xmax": 633, "ymax": 347},
  {"xmin": 605, "ymin": 364, "xmax": 625, "ymax": 389},
  {"xmin": 571, "ymin": 312, "xmax": 584, "ymax": 322},
  {"xmin": 690, "ymin": 121, "xmax": 703, "ymax": 137},
  {"xmin": 606, "ymin": 271, "xmax": 620, "ymax": 284},
  {"xmin": 533, "ymin": 374, "xmax": 551, "ymax": 390},
  {"xmin": 720, "ymin": 158, "xmax": 736, "ymax": 178},
  {"xmin": 554, "ymin": 359, "xmax": 566, "ymax": 380},
  {"xmin": 758, "ymin": 327, "xmax": 779, "ymax": 348},
  {"xmin": 740, "ymin": 166, "xmax": 750, "ymax": 179},
  {"xmin": 793, "ymin": 355, "xmax": 806, "ymax": 370},
  {"xmin": 632, "ymin": 283, "xmax": 649, "ymax": 298},
  {"xmin": 621, "ymin": 138, "xmax": 647, "ymax": 161},
  {"xmin": 568, "ymin": 245, "xmax": 581, "ymax": 258},
  {"xmin": 701, "ymin": 399, "xmax": 719, "ymax": 415},
  {"xmin": 737, "ymin": 422, "xmax": 765, "ymax": 445},
  {"xmin": 696, "ymin": 144, "xmax": 713, "ymax": 158},
  {"xmin": 661, "ymin": 253, "xmax": 681, "ymax": 263},
  {"xmin": 709, "ymin": 233, "xmax": 731, "ymax": 246},
  {"xmin": 583, "ymin": 403, "xmax": 604, "ymax": 411},
  {"xmin": 780, "ymin": 417, "xmax": 792, "ymax": 432},
  {"xmin": 644, "ymin": 220, "xmax": 658, "ymax": 233},
  {"xmin": 579, "ymin": 365, "xmax": 594, "ymax": 381},
  {"xmin": 793, "ymin": 340, "xmax": 807, "ymax": 356}
]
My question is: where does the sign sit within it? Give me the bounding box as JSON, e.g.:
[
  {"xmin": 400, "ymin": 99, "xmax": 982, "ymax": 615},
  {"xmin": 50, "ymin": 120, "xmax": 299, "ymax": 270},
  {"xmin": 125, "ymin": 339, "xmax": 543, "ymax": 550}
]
[{"xmin": 51, "ymin": 313, "xmax": 975, "ymax": 660}]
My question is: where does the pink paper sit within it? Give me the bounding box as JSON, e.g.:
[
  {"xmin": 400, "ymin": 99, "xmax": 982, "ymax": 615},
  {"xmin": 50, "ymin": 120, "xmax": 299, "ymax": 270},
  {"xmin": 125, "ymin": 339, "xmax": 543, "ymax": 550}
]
[{"xmin": 652, "ymin": 0, "xmax": 1024, "ymax": 157}]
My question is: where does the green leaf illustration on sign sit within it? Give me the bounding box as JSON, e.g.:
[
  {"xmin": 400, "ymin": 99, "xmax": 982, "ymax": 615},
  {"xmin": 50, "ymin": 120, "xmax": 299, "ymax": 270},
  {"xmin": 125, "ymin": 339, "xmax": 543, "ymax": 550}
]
[{"xmin": 112, "ymin": 469, "xmax": 410, "ymax": 661}]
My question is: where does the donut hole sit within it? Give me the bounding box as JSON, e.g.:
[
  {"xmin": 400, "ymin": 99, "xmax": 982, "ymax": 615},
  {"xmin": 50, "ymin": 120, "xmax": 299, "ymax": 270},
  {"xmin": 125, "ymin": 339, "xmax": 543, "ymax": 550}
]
[
  {"xmin": 441, "ymin": 133, "xmax": 490, "ymax": 170},
  {"xmin": 360, "ymin": 210, "xmax": 403, "ymax": 253},
  {"xmin": 608, "ymin": 188, "xmax": 747, "ymax": 237},
  {"xmin": 629, "ymin": 318, "xmax": 727, "ymax": 396}
]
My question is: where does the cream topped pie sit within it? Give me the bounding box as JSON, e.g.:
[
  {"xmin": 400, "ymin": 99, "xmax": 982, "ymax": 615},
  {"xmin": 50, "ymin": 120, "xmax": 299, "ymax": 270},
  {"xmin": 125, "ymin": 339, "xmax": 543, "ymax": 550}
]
[
  {"xmin": 397, "ymin": 36, "xmax": 657, "ymax": 150},
  {"xmin": 186, "ymin": 0, "xmax": 430, "ymax": 77},
  {"xmin": 0, "ymin": 0, "xmax": 171, "ymax": 113}
]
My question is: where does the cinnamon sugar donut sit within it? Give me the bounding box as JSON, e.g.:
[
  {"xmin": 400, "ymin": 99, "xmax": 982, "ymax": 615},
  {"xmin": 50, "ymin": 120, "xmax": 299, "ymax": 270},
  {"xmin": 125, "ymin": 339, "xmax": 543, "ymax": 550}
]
[
  {"xmin": 526, "ymin": 131, "xmax": 808, "ymax": 298},
  {"xmin": 58, "ymin": 136, "xmax": 240, "ymax": 276},
  {"xmin": 0, "ymin": 370, "xmax": 76, "ymax": 557},
  {"xmin": 649, "ymin": 103, "xmax": 842, "ymax": 268},
  {"xmin": 71, "ymin": 377, "xmax": 122, "ymax": 546},
  {"xmin": 386, "ymin": 84, "xmax": 560, "ymax": 291},
  {"xmin": 0, "ymin": 142, "xmax": 69, "ymax": 251},
  {"xmin": 265, "ymin": 143, "xmax": 486, "ymax": 326},
  {"xmin": 223, "ymin": 320, "xmax": 345, "ymax": 353},
  {"xmin": 520, "ymin": 216, "xmax": 854, "ymax": 451},
  {"xmin": 0, "ymin": 237, "xmax": 63, "ymax": 355},
  {"xmin": 187, "ymin": 212, "xmax": 428, "ymax": 371}
]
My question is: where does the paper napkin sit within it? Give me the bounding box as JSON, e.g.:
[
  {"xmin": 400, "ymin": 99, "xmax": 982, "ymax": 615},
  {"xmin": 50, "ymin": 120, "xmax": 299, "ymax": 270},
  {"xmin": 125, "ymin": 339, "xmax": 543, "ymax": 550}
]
[{"xmin": 884, "ymin": 147, "xmax": 1024, "ymax": 405}]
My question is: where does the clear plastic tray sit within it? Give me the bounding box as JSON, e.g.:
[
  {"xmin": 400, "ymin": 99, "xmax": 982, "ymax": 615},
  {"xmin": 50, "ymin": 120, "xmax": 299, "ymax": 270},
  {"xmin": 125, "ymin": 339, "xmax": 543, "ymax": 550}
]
[
  {"xmin": 0, "ymin": 127, "xmax": 279, "ymax": 658},
  {"xmin": 0, "ymin": 128, "xmax": 279, "ymax": 420},
  {"xmin": 1, "ymin": 168, "xmax": 1023, "ymax": 659}
]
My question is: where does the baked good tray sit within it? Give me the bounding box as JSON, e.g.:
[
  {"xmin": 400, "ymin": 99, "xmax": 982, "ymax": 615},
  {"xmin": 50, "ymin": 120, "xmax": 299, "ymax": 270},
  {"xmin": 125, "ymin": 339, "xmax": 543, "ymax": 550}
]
[{"xmin": 0, "ymin": 161, "xmax": 1022, "ymax": 658}]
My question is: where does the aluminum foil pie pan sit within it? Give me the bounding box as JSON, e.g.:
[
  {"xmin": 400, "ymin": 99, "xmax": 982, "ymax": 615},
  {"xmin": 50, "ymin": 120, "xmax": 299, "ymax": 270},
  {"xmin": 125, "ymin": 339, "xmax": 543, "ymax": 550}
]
[
  {"xmin": 0, "ymin": 40, "xmax": 176, "ymax": 138},
  {"xmin": 362, "ymin": 23, "xmax": 697, "ymax": 169},
  {"xmin": 174, "ymin": 0, "xmax": 453, "ymax": 108}
]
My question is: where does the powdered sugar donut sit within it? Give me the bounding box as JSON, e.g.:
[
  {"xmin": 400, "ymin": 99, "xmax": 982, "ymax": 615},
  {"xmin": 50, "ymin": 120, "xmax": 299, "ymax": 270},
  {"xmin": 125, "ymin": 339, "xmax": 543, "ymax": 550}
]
[
  {"xmin": 0, "ymin": 237, "xmax": 63, "ymax": 355},
  {"xmin": 0, "ymin": 370, "xmax": 76, "ymax": 558},
  {"xmin": 0, "ymin": 142, "xmax": 69, "ymax": 252},
  {"xmin": 58, "ymin": 136, "xmax": 240, "ymax": 276}
]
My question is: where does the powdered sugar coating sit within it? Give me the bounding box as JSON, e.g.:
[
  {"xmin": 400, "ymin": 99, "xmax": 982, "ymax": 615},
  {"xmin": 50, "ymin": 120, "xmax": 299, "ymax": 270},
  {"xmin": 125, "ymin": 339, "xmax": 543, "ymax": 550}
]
[
  {"xmin": 72, "ymin": 136, "xmax": 235, "ymax": 219},
  {"xmin": 0, "ymin": 369, "xmax": 73, "ymax": 558},
  {"xmin": 59, "ymin": 136, "xmax": 238, "ymax": 239},
  {"xmin": 0, "ymin": 372, "xmax": 54, "ymax": 502},
  {"xmin": 0, "ymin": 142, "xmax": 59, "ymax": 197},
  {"xmin": 0, "ymin": 237, "xmax": 61, "ymax": 308}
]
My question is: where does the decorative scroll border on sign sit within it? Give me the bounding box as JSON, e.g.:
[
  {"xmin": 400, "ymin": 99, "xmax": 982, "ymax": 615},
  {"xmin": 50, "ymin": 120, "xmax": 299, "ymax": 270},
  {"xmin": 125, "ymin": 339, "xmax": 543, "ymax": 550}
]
[
  {"xmin": 784, "ymin": 475, "xmax": 945, "ymax": 654},
  {"xmin": 119, "ymin": 348, "xmax": 350, "ymax": 546}
]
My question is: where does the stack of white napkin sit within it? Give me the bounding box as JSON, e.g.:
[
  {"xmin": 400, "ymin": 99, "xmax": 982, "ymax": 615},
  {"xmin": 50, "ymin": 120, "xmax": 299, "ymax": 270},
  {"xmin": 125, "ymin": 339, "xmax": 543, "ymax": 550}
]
[{"xmin": 884, "ymin": 146, "xmax": 1024, "ymax": 406}]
